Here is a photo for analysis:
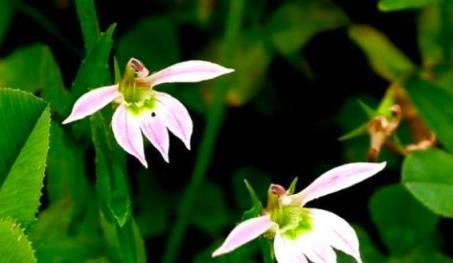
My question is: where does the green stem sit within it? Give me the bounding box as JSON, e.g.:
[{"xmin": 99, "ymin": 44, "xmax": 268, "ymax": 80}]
[{"xmin": 160, "ymin": 1, "xmax": 245, "ymax": 263}]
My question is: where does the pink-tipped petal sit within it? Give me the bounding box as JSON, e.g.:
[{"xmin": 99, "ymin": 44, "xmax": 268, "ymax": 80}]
[
  {"xmin": 149, "ymin": 60, "xmax": 234, "ymax": 87},
  {"xmin": 290, "ymin": 162, "xmax": 386, "ymax": 205},
  {"xmin": 155, "ymin": 92, "xmax": 193, "ymax": 149},
  {"xmin": 112, "ymin": 104, "xmax": 147, "ymax": 167},
  {"xmin": 212, "ymin": 215, "xmax": 275, "ymax": 257},
  {"xmin": 140, "ymin": 112, "xmax": 170, "ymax": 162},
  {"xmin": 274, "ymin": 234, "xmax": 308, "ymax": 263},
  {"xmin": 309, "ymin": 208, "xmax": 362, "ymax": 263},
  {"xmin": 62, "ymin": 85, "xmax": 120, "ymax": 124}
]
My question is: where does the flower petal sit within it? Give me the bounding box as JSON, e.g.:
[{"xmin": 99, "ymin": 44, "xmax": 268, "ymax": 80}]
[
  {"xmin": 289, "ymin": 162, "xmax": 386, "ymax": 205},
  {"xmin": 140, "ymin": 111, "xmax": 170, "ymax": 162},
  {"xmin": 62, "ymin": 85, "xmax": 120, "ymax": 124},
  {"xmin": 212, "ymin": 215, "xmax": 275, "ymax": 257},
  {"xmin": 112, "ymin": 104, "xmax": 147, "ymax": 167},
  {"xmin": 155, "ymin": 92, "xmax": 193, "ymax": 149},
  {"xmin": 274, "ymin": 234, "xmax": 308, "ymax": 263},
  {"xmin": 309, "ymin": 208, "xmax": 362, "ymax": 263},
  {"xmin": 298, "ymin": 240, "xmax": 337, "ymax": 263},
  {"xmin": 149, "ymin": 60, "xmax": 234, "ymax": 87}
]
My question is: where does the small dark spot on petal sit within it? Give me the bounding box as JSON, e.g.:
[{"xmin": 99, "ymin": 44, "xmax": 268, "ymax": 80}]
[{"xmin": 151, "ymin": 112, "xmax": 156, "ymax": 117}]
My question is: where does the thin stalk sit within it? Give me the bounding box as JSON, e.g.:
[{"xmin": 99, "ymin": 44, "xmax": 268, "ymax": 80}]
[{"xmin": 160, "ymin": 1, "xmax": 245, "ymax": 263}]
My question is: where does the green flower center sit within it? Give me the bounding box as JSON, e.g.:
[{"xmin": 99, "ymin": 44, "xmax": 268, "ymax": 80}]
[{"xmin": 271, "ymin": 206, "xmax": 312, "ymax": 240}]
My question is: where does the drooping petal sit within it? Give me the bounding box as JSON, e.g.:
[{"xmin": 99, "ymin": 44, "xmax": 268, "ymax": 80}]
[
  {"xmin": 112, "ymin": 104, "xmax": 147, "ymax": 167},
  {"xmin": 212, "ymin": 215, "xmax": 275, "ymax": 257},
  {"xmin": 288, "ymin": 162, "xmax": 386, "ymax": 206},
  {"xmin": 309, "ymin": 208, "xmax": 362, "ymax": 263},
  {"xmin": 155, "ymin": 92, "xmax": 193, "ymax": 149},
  {"xmin": 274, "ymin": 234, "xmax": 308, "ymax": 263},
  {"xmin": 62, "ymin": 85, "xmax": 120, "ymax": 124},
  {"xmin": 148, "ymin": 60, "xmax": 234, "ymax": 87},
  {"xmin": 139, "ymin": 111, "xmax": 170, "ymax": 162},
  {"xmin": 299, "ymin": 241, "xmax": 337, "ymax": 263}
]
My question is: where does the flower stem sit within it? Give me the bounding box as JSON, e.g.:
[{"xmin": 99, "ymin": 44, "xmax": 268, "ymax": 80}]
[{"xmin": 160, "ymin": 1, "xmax": 245, "ymax": 263}]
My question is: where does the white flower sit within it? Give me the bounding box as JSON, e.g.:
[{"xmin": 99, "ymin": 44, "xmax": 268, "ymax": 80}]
[{"xmin": 212, "ymin": 162, "xmax": 386, "ymax": 263}]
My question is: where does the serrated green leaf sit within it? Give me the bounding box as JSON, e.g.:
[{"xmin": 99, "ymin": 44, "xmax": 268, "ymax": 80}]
[
  {"xmin": 91, "ymin": 112, "xmax": 131, "ymax": 227},
  {"xmin": 0, "ymin": 44, "xmax": 69, "ymax": 114},
  {"xmin": 0, "ymin": 88, "xmax": 50, "ymax": 227},
  {"xmin": 0, "ymin": 217, "xmax": 37, "ymax": 263},
  {"xmin": 378, "ymin": 0, "xmax": 441, "ymax": 12},
  {"xmin": 370, "ymin": 184, "xmax": 439, "ymax": 256},
  {"xmin": 75, "ymin": 0, "xmax": 100, "ymax": 50},
  {"xmin": 402, "ymin": 148, "xmax": 453, "ymax": 217},
  {"xmin": 349, "ymin": 25, "xmax": 416, "ymax": 82},
  {"xmin": 267, "ymin": 0, "xmax": 348, "ymax": 55},
  {"xmin": 405, "ymin": 76, "xmax": 453, "ymax": 153}
]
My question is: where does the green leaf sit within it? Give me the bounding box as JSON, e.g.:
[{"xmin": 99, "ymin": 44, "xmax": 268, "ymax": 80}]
[
  {"xmin": 116, "ymin": 17, "xmax": 179, "ymax": 71},
  {"xmin": 394, "ymin": 249, "xmax": 453, "ymax": 263},
  {"xmin": 0, "ymin": 44, "xmax": 69, "ymax": 114},
  {"xmin": 75, "ymin": 0, "xmax": 100, "ymax": 50},
  {"xmin": 91, "ymin": 112, "xmax": 131, "ymax": 227},
  {"xmin": 402, "ymin": 148, "xmax": 453, "ymax": 217},
  {"xmin": 369, "ymin": 184, "xmax": 439, "ymax": 256},
  {"xmin": 46, "ymin": 122, "xmax": 88, "ymax": 209},
  {"xmin": 417, "ymin": 3, "xmax": 452, "ymax": 65},
  {"xmin": 100, "ymin": 213, "xmax": 146, "ymax": 263},
  {"xmin": 70, "ymin": 24, "xmax": 116, "ymax": 101},
  {"xmin": 0, "ymin": 217, "xmax": 37, "ymax": 263},
  {"xmin": 29, "ymin": 200, "xmax": 104, "ymax": 262},
  {"xmin": 287, "ymin": 177, "xmax": 298, "ymax": 195},
  {"xmin": 405, "ymin": 76, "xmax": 453, "ymax": 153},
  {"xmin": 190, "ymin": 182, "xmax": 232, "ymax": 235},
  {"xmin": 267, "ymin": 0, "xmax": 348, "ymax": 55},
  {"xmin": 348, "ymin": 25, "xmax": 416, "ymax": 82},
  {"xmin": 242, "ymin": 179, "xmax": 264, "ymax": 220},
  {"xmin": 0, "ymin": 0, "xmax": 14, "ymax": 46},
  {"xmin": 378, "ymin": 0, "xmax": 441, "ymax": 11},
  {"xmin": 225, "ymin": 31, "xmax": 273, "ymax": 106},
  {"xmin": 0, "ymin": 88, "xmax": 50, "ymax": 227}
]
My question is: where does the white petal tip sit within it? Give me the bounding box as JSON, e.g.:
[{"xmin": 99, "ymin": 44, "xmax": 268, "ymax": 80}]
[
  {"xmin": 211, "ymin": 249, "xmax": 224, "ymax": 258},
  {"xmin": 62, "ymin": 117, "xmax": 74, "ymax": 125},
  {"xmin": 223, "ymin": 68, "xmax": 235, "ymax": 74},
  {"xmin": 140, "ymin": 159, "xmax": 148, "ymax": 168}
]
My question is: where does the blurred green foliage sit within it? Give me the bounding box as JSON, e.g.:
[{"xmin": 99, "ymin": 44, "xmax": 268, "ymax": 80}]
[{"xmin": 0, "ymin": 0, "xmax": 451, "ymax": 262}]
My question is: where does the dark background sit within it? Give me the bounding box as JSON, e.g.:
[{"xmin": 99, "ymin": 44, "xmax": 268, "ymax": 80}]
[{"xmin": 1, "ymin": 0, "xmax": 450, "ymax": 261}]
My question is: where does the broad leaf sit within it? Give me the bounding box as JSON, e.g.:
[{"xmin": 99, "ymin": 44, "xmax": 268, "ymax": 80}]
[
  {"xmin": 349, "ymin": 25, "xmax": 416, "ymax": 82},
  {"xmin": 0, "ymin": 44, "xmax": 69, "ymax": 114},
  {"xmin": 378, "ymin": 0, "xmax": 441, "ymax": 11},
  {"xmin": 267, "ymin": 0, "xmax": 348, "ymax": 55},
  {"xmin": 406, "ymin": 76, "xmax": 453, "ymax": 153},
  {"xmin": 0, "ymin": 217, "xmax": 37, "ymax": 263},
  {"xmin": 402, "ymin": 148, "xmax": 453, "ymax": 217},
  {"xmin": 0, "ymin": 88, "xmax": 50, "ymax": 226},
  {"xmin": 369, "ymin": 184, "xmax": 438, "ymax": 256}
]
